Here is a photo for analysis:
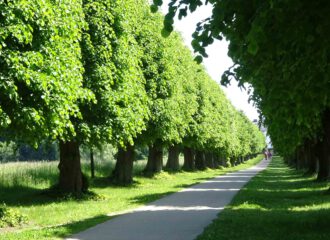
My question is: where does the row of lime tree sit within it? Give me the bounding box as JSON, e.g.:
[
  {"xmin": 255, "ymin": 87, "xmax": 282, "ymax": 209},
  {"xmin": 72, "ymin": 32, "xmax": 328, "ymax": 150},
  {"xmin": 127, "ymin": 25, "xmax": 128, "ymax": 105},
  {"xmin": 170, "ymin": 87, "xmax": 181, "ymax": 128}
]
[
  {"xmin": 0, "ymin": 0, "xmax": 266, "ymax": 193},
  {"xmin": 154, "ymin": 0, "xmax": 330, "ymax": 181}
]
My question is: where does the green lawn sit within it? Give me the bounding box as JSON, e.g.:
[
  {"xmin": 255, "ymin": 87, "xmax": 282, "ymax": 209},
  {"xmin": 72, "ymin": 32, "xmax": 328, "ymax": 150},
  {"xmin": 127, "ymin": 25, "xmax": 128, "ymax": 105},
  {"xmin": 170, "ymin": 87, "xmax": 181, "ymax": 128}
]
[
  {"xmin": 0, "ymin": 155, "xmax": 263, "ymax": 239},
  {"xmin": 197, "ymin": 156, "xmax": 330, "ymax": 240}
]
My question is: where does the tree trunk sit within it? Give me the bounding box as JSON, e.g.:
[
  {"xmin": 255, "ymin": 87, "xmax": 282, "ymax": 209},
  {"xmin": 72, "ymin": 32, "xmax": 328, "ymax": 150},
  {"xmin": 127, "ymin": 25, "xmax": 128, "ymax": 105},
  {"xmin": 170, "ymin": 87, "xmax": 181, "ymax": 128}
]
[
  {"xmin": 166, "ymin": 145, "xmax": 180, "ymax": 171},
  {"xmin": 213, "ymin": 154, "xmax": 220, "ymax": 168},
  {"xmin": 99, "ymin": 146, "xmax": 104, "ymax": 161},
  {"xmin": 195, "ymin": 150, "xmax": 206, "ymax": 170},
  {"xmin": 144, "ymin": 144, "xmax": 163, "ymax": 174},
  {"xmin": 219, "ymin": 155, "xmax": 227, "ymax": 167},
  {"xmin": 58, "ymin": 141, "xmax": 87, "ymax": 193},
  {"xmin": 305, "ymin": 140, "xmax": 318, "ymax": 174},
  {"xmin": 112, "ymin": 144, "xmax": 134, "ymax": 184},
  {"xmin": 183, "ymin": 147, "xmax": 195, "ymax": 171},
  {"xmin": 286, "ymin": 153, "xmax": 296, "ymax": 167},
  {"xmin": 317, "ymin": 110, "xmax": 330, "ymax": 181},
  {"xmin": 205, "ymin": 152, "xmax": 215, "ymax": 168},
  {"xmin": 231, "ymin": 157, "xmax": 239, "ymax": 166},
  {"xmin": 304, "ymin": 142, "xmax": 311, "ymax": 169},
  {"xmin": 296, "ymin": 147, "xmax": 302, "ymax": 170},
  {"xmin": 308, "ymin": 143, "xmax": 319, "ymax": 174},
  {"xmin": 297, "ymin": 141, "xmax": 310, "ymax": 170},
  {"xmin": 90, "ymin": 148, "xmax": 95, "ymax": 178},
  {"xmin": 291, "ymin": 150, "xmax": 298, "ymax": 168}
]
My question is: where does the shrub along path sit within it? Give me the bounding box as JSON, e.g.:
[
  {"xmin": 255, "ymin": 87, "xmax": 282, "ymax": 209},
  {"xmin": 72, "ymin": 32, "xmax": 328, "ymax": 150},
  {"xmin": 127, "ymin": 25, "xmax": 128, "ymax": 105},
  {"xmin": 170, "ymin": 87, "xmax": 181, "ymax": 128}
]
[{"xmin": 69, "ymin": 159, "xmax": 270, "ymax": 240}]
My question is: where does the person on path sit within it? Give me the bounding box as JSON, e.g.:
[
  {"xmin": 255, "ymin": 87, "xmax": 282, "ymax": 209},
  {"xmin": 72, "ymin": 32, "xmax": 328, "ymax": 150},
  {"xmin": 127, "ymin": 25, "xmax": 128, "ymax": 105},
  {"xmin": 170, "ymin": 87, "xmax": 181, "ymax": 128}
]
[
  {"xmin": 264, "ymin": 150, "xmax": 268, "ymax": 160},
  {"xmin": 267, "ymin": 150, "xmax": 272, "ymax": 160}
]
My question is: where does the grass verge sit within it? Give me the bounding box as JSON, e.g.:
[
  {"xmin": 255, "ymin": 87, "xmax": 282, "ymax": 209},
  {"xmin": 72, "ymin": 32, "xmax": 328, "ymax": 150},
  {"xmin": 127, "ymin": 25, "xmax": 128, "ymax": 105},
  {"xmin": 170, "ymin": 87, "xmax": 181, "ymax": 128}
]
[
  {"xmin": 0, "ymin": 155, "xmax": 263, "ymax": 240},
  {"xmin": 197, "ymin": 156, "xmax": 330, "ymax": 240}
]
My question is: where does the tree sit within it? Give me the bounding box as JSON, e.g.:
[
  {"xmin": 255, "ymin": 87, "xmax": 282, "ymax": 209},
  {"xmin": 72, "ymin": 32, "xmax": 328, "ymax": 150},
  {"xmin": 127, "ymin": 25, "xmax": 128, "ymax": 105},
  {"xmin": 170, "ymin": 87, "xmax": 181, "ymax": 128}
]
[
  {"xmin": 132, "ymin": 9, "xmax": 199, "ymax": 174},
  {"xmin": 60, "ymin": 0, "xmax": 149, "ymax": 189},
  {"xmin": 0, "ymin": 0, "xmax": 91, "ymax": 192},
  {"xmin": 0, "ymin": 0, "xmax": 89, "ymax": 146},
  {"xmin": 18, "ymin": 142, "xmax": 57, "ymax": 161},
  {"xmin": 155, "ymin": 0, "xmax": 330, "ymax": 180}
]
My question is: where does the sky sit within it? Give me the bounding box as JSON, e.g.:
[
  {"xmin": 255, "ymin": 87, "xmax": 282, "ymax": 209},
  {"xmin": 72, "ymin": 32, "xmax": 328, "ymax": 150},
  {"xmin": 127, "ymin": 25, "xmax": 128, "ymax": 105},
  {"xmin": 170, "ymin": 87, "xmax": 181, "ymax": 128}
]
[{"xmin": 160, "ymin": 2, "xmax": 259, "ymax": 121}]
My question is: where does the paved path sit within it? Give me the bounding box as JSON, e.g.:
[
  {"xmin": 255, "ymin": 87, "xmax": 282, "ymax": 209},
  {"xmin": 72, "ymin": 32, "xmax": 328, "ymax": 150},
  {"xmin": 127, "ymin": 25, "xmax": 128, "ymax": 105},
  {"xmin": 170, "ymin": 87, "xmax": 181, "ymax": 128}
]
[{"xmin": 69, "ymin": 159, "xmax": 270, "ymax": 240}]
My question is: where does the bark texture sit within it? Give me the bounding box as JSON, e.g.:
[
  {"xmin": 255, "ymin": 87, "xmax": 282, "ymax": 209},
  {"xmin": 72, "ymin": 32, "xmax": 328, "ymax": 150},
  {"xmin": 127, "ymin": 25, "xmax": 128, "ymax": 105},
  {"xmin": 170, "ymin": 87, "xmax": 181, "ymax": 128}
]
[
  {"xmin": 317, "ymin": 110, "xmax": 330, "ymax": 181},
  {"xmin": 90, "ymin": 148, "xmax": 95, "ymax": 178},
  {"xmin": 183, "ymin": 147, "xmax": 195, "ymax": 171},
  {"xmin": 144, "ymin": 144, "xmax": 163, "ymax": 174},
  {"xmin": 219, "ymin": 155, "xmax": 228, "ymax": 167},
  {"xmin": 112, "ymin": 144, "xmax": 135, "ymax": 184},
  {"xmin": 166, "ymin": 145, "xmax": 180, "ymax": 171},
  {"xmin": 213, "ymin": 154, "xmax": 220, "ymax": 168},
  {"xmin": 205, "ymin": 152, "xmax": 215, "ymax": 168},
  {"xmin": 195, "ymin": 150, "xmax": 206, "ymax": 170},
  {"xmin": 58, "ymin": 141, "xmax": 87, "ymax": 193},
  {"xmin": 307, "ymin": 141, "xmax": 318, "ymax": 174}
]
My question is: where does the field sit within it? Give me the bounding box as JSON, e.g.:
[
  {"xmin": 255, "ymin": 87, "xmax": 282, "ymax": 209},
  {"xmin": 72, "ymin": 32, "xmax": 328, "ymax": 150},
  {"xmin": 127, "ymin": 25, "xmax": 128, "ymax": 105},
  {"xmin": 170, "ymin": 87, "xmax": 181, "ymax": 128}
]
[
  {"xmin": 197, "ymin": 156, "xmax": 330, "ymax": 240},
  {"xmin": 0, "ymin": 155, "xmax": 263, "ymax": 239}
]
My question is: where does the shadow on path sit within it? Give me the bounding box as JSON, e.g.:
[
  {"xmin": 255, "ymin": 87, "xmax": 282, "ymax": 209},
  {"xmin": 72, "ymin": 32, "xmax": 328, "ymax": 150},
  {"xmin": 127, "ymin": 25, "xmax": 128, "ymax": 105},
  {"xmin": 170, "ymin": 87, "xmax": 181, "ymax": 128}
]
[{"xmin": 68, "ymin": 160, "xmax": 270, "ymax": 240}]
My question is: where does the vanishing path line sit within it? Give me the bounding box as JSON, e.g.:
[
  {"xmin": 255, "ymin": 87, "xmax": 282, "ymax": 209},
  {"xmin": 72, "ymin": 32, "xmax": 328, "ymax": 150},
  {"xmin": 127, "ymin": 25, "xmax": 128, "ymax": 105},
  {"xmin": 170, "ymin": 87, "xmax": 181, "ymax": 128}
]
[{"xmin": 68, "ymin": 159, "xmax": 270, "ymax": 240}]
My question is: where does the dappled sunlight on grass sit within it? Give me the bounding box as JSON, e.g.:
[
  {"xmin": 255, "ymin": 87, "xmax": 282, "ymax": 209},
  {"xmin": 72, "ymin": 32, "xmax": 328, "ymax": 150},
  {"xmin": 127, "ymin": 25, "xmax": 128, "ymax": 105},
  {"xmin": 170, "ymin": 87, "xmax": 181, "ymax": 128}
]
[
  {"xmin": 231, "ymin": 201, "xmax": 268, "ymax": 211},
  {"xmin": 289, "ymin": 202, "xmax": 330, "ymax": 212},
  {"xmin": 197, "ymin": 156, "xmax": 330, "ymax": 240},
  {"xmin": 0, "ymin": 155, "xmax": 264, "ymax": 239}
]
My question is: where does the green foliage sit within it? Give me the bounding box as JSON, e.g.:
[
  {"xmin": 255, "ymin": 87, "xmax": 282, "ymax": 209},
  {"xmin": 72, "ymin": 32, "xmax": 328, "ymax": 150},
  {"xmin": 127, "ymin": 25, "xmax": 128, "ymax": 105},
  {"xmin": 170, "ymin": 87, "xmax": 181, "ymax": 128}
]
[
  {"xmin": 0, "ymin": 161, "xmax": 58, "ymax": 188},
  {"xmin": 158, "ymin": 0, "xmax": 330, "ymax": 157},
  {"xmin": 0, "ymin": 0, "xmax": 264, "ymax": 163},
  {"xmin": 18, "ymin": 142, "xmax": 57, "ymax": 161},
  {"xmin": 0, "ymin": 0, "xmax": 266, "ymax": 194},
  {"xmin": 0, "ymin": 140, "xmax": 58, "ymax": 162},
  {"xmin": 77, "ymin": 0, "xmax": 149, "ymax": 148},
  {"xmin": 181, "ymin": 67, "xmax": 265, "ymax": 159},
  {"xmin": 0, "ymin": 204, "xmax": 27, "ymax": 228},
  {"xmin": 197, "ymin": 157, "xmax": 330, "ymax": 240},
  {"xmin": 0, "ymin": 141, "xmax": 18, "ymax": 162},
  {"xmin": 0, "ymin": 155, "xmax": 263, "ymax": 238},
  {"xmin": 0, "ymin": 0, "xmax": 92, "ymax": 146},
  {"xmin": 136, "ymin": 8, "xmax": 195, "ymax": 146},
  {"xmin": 134, "ymin": 3, "xmax": 265, "ymax": 159},
  {"xmin": 80, "ymin": 144, "xmax": 116, "ymax": 163}
]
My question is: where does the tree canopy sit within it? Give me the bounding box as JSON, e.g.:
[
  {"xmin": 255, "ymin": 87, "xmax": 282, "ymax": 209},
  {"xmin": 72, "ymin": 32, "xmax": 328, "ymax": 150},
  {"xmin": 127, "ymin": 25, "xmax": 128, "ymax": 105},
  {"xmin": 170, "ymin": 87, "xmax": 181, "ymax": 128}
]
[
  {"xmin": 0, "ymin": 0, "xmax": 91, "ymax": 146},
  {"xmin": 78, "ymin": 0, "xmax": 149, "ymax": 148},
  {"xmin": 0, "ymin": 0, "xmax": 266, "ymax": 191},
  {"xmin": 154, "ymin": 0, "xmax": 330, "ymax": 179}
]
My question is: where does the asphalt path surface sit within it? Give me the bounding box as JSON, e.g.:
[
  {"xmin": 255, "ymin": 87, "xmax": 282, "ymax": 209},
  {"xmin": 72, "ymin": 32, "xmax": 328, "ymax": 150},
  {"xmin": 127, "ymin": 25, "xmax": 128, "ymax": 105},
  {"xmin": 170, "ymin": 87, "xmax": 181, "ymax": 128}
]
[{"xmin": 69, "ymin": 159, "xmax": 270, "ymax": 240}]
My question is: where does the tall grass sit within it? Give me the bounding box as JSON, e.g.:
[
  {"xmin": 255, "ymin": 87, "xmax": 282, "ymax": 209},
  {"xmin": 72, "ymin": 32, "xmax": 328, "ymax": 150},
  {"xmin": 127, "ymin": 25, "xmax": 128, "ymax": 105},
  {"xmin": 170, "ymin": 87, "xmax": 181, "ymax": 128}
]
[
  {"xmin": 0, "ymin": 153, "xmax": 179, "ymax": 190},
  {"xmin": 0, "ymin": 155, "xmax": 264, "ymax": 240},
  {"xmin": 0, "ymin": 161, "xmax": 58, "ymax": 189},
  {"xmin": 0, "ymin": 158, "xmax": 153, "ymax": 190},
  {"xmin": 0, "ymin": 160, "xmax": 111, "ymax": 189}
]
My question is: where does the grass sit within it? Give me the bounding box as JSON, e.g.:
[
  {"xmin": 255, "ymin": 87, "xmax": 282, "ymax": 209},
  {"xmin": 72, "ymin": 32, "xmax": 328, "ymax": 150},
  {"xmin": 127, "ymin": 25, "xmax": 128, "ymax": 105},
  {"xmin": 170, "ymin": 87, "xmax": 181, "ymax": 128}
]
[
  {"xmin": 0, "ymin": 155, "xmax": 263, "ymax": 239},
  {"xmin": 197, "ymin": 156, "xmax": 330, "ymax": 240}
]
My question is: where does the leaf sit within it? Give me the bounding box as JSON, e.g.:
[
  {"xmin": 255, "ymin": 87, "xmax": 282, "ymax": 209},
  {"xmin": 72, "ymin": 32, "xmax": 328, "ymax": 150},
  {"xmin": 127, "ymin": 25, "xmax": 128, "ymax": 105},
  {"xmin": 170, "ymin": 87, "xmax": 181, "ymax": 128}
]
[
  {"xmin": 194, "ymin": 55, "xmax": 203, "ymax": 64},
  {"xmin": 247, "ymin": 41, "xmax": 259, "ymax": 56},
  {"xmin": 150, "ymin": 5, "xmax": 158, "ymax": 13}
]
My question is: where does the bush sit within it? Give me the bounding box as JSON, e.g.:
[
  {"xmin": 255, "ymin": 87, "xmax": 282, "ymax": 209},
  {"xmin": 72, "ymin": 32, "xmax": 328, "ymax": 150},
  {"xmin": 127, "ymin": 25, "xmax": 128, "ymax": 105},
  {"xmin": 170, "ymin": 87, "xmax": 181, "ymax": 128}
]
[
  {"xmin": 0, "ymin": 204, "xmax": 27, "ymax": 228},
  {"xmin": 0, "ymin": 141, "xmax": 18, "ymax": 162}
]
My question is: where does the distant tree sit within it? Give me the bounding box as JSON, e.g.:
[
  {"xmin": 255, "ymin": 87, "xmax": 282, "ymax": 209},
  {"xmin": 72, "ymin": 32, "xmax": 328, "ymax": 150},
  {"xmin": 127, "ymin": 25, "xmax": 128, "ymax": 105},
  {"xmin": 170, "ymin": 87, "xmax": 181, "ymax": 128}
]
[
  {"xmin": 131, "ymin": 10, "xmax": 198, "ymax": 175},
  {"xmin": 154, "ymin": 0, "xmax": 328, "ymax": 178},
  {"xmin": 18, "ymin": 142, "xmax": 57, "ymax": 161},
  {"xmin": 0, "ymin": 141, "xmax": 18, "ymax": 162}
]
